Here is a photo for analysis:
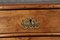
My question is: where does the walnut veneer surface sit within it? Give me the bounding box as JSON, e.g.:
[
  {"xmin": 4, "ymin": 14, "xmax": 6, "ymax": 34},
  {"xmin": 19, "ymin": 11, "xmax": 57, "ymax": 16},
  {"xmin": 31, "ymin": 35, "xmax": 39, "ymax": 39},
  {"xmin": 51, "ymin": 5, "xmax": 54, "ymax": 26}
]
[{"xmin": 0, "ymin": 4, "xmax": 60, "ymax": 40}]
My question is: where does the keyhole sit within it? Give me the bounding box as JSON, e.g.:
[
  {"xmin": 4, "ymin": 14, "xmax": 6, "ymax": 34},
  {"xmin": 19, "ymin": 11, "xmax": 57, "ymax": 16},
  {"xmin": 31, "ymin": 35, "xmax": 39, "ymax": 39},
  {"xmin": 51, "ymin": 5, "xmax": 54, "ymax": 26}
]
[{"xmin": 29, "ymin": 19, "xmax": 32, "ymax": 23}]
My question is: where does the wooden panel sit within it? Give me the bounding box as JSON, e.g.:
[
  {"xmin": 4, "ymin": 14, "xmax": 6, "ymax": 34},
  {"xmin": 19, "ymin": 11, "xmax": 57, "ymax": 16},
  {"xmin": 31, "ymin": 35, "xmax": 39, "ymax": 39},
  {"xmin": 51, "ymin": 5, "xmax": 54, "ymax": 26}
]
[
  {"xmin": 0, "ymin": 10, "xmax": 60, "ymax": 33},
  {"xmin": 0, "ymin": 4, "xmax": 60, "ymax": 9},
  {"xmin": 25, "ymin": 37, "xmax": 60, "ymax": 40},
  {"xmin": 27, "ymin": 37, "xmax": 60, "ymax": 40},
  {"xmin": 0, "ymin": 37, "xmax": 60, "ymax": 40},
  {"xmin": 0, "ymin": 37, "xmax": 28, "ymax": 40}
]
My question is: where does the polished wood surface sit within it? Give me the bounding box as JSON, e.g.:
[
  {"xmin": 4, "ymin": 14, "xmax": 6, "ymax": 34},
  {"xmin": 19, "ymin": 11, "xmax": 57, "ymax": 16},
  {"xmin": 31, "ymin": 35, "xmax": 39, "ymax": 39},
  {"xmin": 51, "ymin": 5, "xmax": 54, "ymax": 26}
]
[
  {"xmin": 0, "ymin": 33, "xmax": 60, "ymax": 37},
  {"xmin": 0, "ymin": 4, "xmax": 60, "ymax": 40},
  {"xmin": 0, "ymin": 37, "xmax": 60, "ymax": 40},
  {"xmin": 0, "ymin": 4, "xmax": 60, "ymax": 9},
  {"xmin": 0, "ymin": 37, "xmax": 28, "ymax": 40},
  {"xmin": 0, "ymin": 10, "xmax": 60, "ymax": 33}
]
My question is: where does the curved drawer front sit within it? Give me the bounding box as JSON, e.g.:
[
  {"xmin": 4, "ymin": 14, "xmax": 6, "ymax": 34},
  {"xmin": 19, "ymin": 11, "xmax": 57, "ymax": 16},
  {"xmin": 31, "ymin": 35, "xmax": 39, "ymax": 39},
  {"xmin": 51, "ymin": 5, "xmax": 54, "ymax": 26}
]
[{"xmin": 0, "ymin": 10, "xmax": 60, "ymax": 33}]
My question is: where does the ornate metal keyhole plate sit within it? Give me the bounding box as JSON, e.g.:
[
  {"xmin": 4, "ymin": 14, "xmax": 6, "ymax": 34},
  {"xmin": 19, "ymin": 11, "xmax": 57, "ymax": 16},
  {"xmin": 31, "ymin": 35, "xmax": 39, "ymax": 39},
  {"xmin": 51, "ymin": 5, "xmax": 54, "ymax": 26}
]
[{"xmin": 21, "ymin": 17, "xmax": 40, "ymax": 29}]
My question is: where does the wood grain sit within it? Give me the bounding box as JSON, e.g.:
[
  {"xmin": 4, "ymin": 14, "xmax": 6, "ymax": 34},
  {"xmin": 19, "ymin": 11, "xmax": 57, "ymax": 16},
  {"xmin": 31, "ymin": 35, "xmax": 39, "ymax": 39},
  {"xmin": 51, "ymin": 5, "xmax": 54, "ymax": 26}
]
[
  {"xmin": 0, "ymin": 33, "xmax": 60, "ymax": 37},
  {"xmin": 27, "ymin": 37, "xmax": 60, "ymax": 40},
  {"xmin": 0, "ymin": 37, "xmax": 29, "ymax": 40},
  {"xmin": 0, "ymin": 37, "xmax": 60, "ymax": 40},
  {"xmin": 0, "ymin": 4, "xmax": 60, "ymax": 9},
  {"xmin": 0, "ymin": 10, "xmax": 60, "ymax": 33}
]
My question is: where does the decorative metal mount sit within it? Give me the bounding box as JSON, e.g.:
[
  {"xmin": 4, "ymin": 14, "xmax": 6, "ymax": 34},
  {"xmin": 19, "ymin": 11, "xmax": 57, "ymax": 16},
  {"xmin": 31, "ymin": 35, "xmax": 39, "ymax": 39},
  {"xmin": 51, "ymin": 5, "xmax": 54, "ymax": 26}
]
[{"xmin": 21, "ymin": 17, "xmax": 40, "ymax": 29}]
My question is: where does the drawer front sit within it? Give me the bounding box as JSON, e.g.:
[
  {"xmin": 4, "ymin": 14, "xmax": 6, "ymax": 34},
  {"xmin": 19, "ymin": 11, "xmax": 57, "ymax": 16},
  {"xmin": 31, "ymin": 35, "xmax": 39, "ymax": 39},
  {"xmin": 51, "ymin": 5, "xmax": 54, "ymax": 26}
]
[
  {"xmin": 0, "ymin": 37, "xmax": 60, "ymax": 40},
  {"xmin": 0, "ymin": 10, "xmax": 60, "ymax": 33}
]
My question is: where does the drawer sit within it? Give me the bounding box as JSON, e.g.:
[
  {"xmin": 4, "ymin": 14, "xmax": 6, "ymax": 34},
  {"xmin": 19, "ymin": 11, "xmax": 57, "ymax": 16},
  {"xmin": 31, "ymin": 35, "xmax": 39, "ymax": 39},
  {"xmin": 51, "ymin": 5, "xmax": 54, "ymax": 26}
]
[
  {"xmin": 0, "ymin": 10, "xmax": 60, "ymax": 33},
  {"xmin": 0, "ymin": 37, "xmax": 60, "ymax": 40}
]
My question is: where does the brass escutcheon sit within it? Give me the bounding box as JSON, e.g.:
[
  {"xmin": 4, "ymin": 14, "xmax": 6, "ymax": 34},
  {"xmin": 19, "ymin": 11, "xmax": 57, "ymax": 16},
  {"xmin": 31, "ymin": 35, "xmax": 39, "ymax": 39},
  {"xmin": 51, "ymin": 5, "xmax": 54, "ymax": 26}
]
[{"xmin": 21, "ymin": 17, "xmax": 40, "ymax": 29}]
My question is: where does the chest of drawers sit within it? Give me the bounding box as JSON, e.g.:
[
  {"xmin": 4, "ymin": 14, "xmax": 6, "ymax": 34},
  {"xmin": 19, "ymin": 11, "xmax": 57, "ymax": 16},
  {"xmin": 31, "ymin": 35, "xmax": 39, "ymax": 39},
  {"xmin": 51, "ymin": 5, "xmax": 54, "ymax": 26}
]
[{"xmin": 0, "ymin": 4, "xmax": 60, "ymax": 40}]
